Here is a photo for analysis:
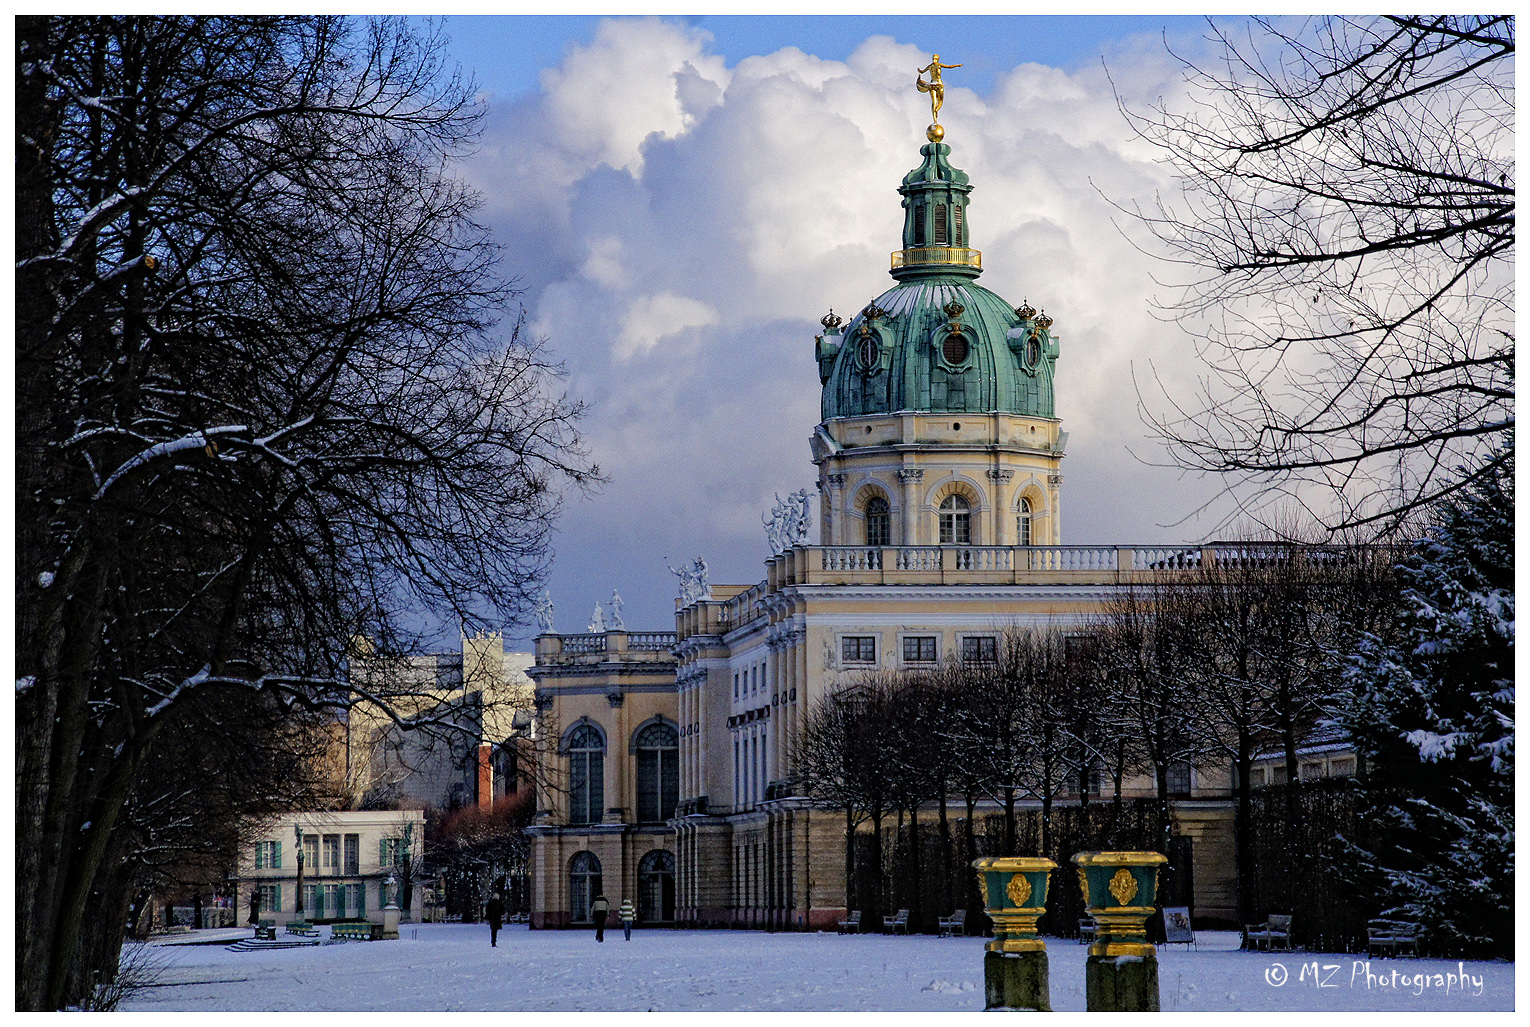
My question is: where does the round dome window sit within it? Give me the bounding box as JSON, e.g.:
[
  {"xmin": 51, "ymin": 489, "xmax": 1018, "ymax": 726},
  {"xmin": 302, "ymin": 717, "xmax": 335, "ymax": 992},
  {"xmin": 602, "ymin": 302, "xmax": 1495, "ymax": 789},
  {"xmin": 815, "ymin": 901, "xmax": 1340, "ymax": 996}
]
[{"xmin": 943, "ymin": 332, "xmax": 969, "ymax": 365}]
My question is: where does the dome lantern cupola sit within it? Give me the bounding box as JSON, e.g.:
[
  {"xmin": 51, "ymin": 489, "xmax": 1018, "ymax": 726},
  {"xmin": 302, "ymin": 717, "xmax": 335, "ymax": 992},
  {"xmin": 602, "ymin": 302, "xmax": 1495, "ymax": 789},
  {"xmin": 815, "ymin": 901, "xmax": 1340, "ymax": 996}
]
[{"xmin": 893, "ymin": 141, "xmax": 981, "ymax": 278}]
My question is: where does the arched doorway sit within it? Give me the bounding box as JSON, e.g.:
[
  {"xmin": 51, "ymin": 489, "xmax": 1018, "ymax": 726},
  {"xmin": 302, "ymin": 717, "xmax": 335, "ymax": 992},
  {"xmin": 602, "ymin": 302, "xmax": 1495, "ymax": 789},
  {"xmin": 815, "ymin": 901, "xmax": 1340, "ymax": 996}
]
[
  {"xmin": 569, "ymin": 851, "xmax": 602, "ymax": 924},
  {"xmin": 637, "ymin": 849, "xmax": 675, "ymax": 924}
]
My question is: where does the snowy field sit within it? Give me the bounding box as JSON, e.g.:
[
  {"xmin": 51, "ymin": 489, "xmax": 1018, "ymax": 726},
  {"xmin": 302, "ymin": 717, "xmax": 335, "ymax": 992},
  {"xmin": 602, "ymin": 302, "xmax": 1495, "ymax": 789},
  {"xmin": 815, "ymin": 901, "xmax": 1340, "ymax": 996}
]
[{"xmin": 120, "ymin": 923, "xmax": 1513, "ymax": 1013}]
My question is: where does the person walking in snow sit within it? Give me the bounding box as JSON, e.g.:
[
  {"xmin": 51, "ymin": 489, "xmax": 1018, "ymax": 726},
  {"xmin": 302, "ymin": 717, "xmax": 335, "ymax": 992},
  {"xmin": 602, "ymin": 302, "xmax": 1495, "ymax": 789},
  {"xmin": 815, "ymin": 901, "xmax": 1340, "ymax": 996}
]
[
  {"xmin": 619, "ymin": 897, "xmax": 636, "ymax": 941},
  {"xmin": 592, "ymin": 894, "xmax": 610, "ymax": 942},
  {"xmin": 485, "ymin": 894, "xmax": 505, "ymax": 948}
]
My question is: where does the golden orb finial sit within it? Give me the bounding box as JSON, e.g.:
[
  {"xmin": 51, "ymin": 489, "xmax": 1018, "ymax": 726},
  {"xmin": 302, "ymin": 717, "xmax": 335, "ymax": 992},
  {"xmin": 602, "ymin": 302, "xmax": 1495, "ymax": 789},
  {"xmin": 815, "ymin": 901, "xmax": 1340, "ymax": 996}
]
[{"xmin": 926, "ymin": 123, "xmax": 944, "ymax": 143}]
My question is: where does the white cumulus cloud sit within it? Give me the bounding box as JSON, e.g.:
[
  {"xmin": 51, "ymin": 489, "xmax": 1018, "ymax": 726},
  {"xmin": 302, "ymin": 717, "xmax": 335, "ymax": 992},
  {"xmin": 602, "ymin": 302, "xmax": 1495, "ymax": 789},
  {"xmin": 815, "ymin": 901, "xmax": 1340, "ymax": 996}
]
[{"xmin": 464, "ymin": 19, "xmax": 1234, "ymax": 636}]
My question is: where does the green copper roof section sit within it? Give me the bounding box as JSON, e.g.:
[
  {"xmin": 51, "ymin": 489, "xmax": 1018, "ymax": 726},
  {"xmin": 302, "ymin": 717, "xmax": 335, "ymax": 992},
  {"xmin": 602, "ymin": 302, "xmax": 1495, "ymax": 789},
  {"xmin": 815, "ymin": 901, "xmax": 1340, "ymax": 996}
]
[{"xmin": 816, "ymin": 140, "xmax": 1060, "ymax": 420}]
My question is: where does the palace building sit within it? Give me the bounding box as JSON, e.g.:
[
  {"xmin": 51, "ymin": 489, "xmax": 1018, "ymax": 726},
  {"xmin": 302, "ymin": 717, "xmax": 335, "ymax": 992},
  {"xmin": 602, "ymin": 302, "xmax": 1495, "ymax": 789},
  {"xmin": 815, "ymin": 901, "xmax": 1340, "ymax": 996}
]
[{"xmin": 523, "ymin": 122, "xmax": 1252, "ymax": 931}]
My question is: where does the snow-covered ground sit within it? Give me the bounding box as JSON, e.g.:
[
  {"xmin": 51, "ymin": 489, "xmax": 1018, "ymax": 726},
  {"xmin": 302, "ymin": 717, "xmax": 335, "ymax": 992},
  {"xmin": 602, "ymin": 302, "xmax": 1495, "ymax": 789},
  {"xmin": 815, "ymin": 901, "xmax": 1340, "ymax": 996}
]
[{"xmin": 120, "ymin": 923, "xmax": 1513, "ymax": 1012}]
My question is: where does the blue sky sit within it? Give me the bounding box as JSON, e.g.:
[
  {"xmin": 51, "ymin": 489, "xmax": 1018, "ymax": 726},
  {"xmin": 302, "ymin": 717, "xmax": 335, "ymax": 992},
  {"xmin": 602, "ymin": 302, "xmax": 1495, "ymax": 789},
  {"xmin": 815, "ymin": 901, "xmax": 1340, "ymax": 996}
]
[
  {"xmin": 430, "ymin": 16, "xmax": 1209, "ymax": 100},
  {"xmin": 413, "ymin": 15, "xmax": 1250, "ymax": 644}
]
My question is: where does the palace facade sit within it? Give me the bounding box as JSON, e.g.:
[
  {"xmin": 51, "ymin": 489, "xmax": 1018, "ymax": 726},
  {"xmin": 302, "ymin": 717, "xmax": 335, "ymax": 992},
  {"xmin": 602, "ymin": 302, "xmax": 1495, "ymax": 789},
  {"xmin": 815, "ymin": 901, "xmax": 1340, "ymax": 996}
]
[{"xmin": 524, "ymin": 129, "xmax": 1256, "ymax": 931}]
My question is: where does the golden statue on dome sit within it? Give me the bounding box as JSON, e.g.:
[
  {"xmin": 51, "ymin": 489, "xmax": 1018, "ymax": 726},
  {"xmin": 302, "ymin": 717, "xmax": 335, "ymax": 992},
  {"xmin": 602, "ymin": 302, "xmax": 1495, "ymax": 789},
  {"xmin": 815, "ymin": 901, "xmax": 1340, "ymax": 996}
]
[{"xmin": 917, "ymin": 53, "xmax": 962, "ymax": 141}]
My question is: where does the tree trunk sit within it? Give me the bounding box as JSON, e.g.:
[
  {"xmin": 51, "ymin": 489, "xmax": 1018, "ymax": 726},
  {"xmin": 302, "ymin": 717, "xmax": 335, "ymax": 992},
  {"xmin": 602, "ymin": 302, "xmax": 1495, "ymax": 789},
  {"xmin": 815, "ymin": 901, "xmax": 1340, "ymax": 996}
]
[{"xmin": 937, "ymin": 784, "xmax": 953, "ymax": 921}]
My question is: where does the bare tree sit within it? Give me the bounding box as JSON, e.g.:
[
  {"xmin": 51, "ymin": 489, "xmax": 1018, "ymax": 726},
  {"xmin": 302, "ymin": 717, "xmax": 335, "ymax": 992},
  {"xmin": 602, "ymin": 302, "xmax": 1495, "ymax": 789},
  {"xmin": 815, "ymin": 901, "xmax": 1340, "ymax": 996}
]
[
  {"xmin": 1091, "ymin": 582, "xmax": 1209, "ymax": 846},
  {"xmin": 1120, "ymin": 16, "xmax": 1513, "ymax": 533},
  {"xmin": 15, "ymin": 16, "xmax": 595, "ymax": 1009}
]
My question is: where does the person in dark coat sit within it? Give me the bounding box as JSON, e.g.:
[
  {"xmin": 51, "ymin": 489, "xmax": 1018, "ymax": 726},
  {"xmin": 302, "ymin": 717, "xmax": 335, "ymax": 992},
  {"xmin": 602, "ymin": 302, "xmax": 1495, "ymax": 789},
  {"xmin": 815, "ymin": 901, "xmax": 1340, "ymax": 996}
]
[
  {"xmin": 592, "ymin": 894, "xmax": 610, "ymax": 942},
  {"xmin": 485, "ymin": 895, "xmax": 506, "ymax": 947}
]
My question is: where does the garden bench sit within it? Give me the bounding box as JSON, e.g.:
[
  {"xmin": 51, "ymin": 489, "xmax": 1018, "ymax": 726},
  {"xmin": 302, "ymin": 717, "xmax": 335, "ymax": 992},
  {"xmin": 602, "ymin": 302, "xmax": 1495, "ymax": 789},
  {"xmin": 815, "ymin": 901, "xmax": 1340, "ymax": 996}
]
[
  {"xmin": 254, "ymin": 922, "xmax": 277, "ymax": 940},
  {"xmin": 883, "ymin": 909, "xmax": 910, "ymax": 934},
  {"xmin": 1078, "ymin": 918, "xmax": 1096, "ymax": 944},
  {"xmin": 1245, "ymin": 913, "xmax": 1292, "ymax": 951},
  {"xmin": 837, "ymin": 910, "xmax": 861, "ymax": 934},
  {"xmin": 1367, "ymin": 919, "xmax": 1420, "ymax": 958},
  {"xmin": 286, "ymin": 920, "xmax": 320, "ymax": 937},
  {"xmin": 331, "ymin": 922, "xmax": 383, "ymax": 941},
  {"xmin": 938, "ymin": 909, "xmax": 966, "ymax": 937}
]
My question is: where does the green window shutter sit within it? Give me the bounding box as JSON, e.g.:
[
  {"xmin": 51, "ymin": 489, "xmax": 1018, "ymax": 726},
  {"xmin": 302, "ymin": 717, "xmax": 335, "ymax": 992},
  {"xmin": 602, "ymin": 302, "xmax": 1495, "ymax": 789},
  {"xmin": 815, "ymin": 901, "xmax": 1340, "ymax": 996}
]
[
  {"xmin": 273, "ymin": 885, "xmax": 282, "ymax": 912},
  {"xmin": 380, "ymin": 839, "xmax": 388, "ymax": 867},
  {"xmin": 255, "ymin": 844, "xmax": 264, "ymax": 869},
  {"xmin": 273, "ymin": 841, "xmax": 282, "ymax": 869}
]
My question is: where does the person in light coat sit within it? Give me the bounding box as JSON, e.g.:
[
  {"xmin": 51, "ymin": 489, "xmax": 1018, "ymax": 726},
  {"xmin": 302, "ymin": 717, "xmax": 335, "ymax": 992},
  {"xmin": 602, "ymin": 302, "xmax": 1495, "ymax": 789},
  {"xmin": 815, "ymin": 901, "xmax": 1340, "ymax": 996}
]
[{"xmin": 591, "ymin": 894, "xmax": 610, "ymax": 942}]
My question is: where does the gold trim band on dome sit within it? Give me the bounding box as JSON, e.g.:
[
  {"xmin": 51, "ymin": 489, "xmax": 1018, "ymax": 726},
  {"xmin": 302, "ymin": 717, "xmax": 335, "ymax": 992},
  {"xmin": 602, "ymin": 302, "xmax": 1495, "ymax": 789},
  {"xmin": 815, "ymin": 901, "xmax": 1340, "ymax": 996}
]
[
  {"xmin": 1072, "ymin": 851, "xmax": 1168, "ymax": 866},
  {"xmin": 891, "ymin": 247, "xmax": 982, "ymax": 270}
]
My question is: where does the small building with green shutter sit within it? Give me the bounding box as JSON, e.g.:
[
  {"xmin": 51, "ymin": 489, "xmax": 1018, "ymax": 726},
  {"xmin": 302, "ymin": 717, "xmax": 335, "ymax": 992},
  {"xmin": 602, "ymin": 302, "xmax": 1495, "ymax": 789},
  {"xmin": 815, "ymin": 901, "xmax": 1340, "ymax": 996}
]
[{"xmin": 237, "ymin": 809, "xmax": 425, "ymax": 926}]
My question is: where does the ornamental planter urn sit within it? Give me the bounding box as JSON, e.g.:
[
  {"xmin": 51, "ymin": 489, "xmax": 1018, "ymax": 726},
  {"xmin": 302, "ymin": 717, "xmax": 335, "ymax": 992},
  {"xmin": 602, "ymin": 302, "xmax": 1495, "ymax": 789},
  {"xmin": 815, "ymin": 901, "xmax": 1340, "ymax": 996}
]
[
  {"xmin": 1073, "ymin": 850, "xmax": 1168, "ymax": 1011},
  {"xmin": 972, "ymin": 856, "xmax": 1056, "ymax": 1010}
]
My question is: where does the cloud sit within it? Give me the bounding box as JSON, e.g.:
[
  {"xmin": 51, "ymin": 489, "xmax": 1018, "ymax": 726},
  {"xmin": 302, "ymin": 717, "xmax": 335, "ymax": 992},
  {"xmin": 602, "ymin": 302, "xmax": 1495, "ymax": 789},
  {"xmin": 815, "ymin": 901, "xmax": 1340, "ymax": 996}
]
[
  {"xmin": 615, "ymin": 292, "xmax": 719, "ymax": 361},
  {"xmin": 465, "ymin": 19, "xmax": 1231, "ymax": 638}
]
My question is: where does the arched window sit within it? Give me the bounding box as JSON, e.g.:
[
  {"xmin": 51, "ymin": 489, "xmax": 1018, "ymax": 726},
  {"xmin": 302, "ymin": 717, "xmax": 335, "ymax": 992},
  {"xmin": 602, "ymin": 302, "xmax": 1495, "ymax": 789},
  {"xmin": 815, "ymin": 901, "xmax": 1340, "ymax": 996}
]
[
  {"xmin": 569, "ymin": 851, "xmax": 602, "ymax": 923},
  {"xmin": 637, "ymin": 849, "xmax": 676, "ymax": 923},
  {"xmin": 635, "ymin": 722, "xmax": 679, "ymax": 823},
  {"xmin": 939, "ymin": 494, "xmax": 971, "ymax": 544},
  {"xmin": 566, "ymin": 724, "xmax": 604, "ymax": 826},
  {"xmin": 1018, "ymin": 497, "xmax": 1033, "ymax": 546},
  {"xmin": 865, "ymin": 496, "xmax": 890, "ymax": 547}
]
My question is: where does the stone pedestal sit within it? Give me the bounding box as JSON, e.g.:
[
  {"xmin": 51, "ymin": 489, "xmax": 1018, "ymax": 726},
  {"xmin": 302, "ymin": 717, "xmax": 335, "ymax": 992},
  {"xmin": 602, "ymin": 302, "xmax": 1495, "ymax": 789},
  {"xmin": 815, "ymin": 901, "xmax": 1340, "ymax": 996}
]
[
  {"xmin": 984, "ymin": 950, "xmax": 1051, "ymax": 1011},
  {"xmin": 1085, "ymin": 951, "xmax": 1160, "ymax": 1011},
  {"xmin": 382, "ymin": 903, "xmax": 400, "ymax": 940}
]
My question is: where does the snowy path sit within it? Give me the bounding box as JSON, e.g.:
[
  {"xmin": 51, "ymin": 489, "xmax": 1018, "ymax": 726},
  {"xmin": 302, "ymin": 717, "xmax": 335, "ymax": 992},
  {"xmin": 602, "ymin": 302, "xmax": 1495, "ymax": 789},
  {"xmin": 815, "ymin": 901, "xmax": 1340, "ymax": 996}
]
[{"xmin": 120, "ymin": 924, "xmax": 1513, "ymax": 1012}]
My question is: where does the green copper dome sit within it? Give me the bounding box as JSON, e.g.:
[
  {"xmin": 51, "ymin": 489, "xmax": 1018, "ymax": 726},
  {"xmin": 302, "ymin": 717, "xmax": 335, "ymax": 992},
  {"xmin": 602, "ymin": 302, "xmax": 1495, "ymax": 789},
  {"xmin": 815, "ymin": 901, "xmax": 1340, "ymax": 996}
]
[{"xmin": 816, "ymin": 141, "xmax": 1059, "ymax": 420}]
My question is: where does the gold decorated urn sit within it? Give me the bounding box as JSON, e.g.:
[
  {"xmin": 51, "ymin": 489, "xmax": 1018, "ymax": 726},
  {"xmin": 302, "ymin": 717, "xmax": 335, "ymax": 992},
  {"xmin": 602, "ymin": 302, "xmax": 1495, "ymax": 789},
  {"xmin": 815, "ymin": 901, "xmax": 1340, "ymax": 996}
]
[
  {"xmin": 1073, "ymin": 850, "xmax": 1168, "ymax": 957},
  {"xmin": 971, "ymin": 856, "xmax": 1056, "ymax": 954}
]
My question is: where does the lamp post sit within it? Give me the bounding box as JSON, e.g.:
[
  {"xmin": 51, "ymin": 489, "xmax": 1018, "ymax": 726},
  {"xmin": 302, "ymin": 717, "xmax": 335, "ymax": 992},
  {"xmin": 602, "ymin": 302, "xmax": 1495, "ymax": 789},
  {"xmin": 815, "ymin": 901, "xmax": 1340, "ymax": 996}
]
[{"xmin": 293, "ymin": 822, "xmax": 305, "ymax": 922}]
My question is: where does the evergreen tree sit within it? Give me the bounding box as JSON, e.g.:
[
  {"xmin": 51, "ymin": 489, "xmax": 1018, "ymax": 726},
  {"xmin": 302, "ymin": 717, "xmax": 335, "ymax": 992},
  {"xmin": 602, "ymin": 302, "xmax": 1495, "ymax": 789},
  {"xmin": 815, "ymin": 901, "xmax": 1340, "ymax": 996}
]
[{"xmin": 1338, "ymin": 450, "xmax": 1514, "ymax": 958}]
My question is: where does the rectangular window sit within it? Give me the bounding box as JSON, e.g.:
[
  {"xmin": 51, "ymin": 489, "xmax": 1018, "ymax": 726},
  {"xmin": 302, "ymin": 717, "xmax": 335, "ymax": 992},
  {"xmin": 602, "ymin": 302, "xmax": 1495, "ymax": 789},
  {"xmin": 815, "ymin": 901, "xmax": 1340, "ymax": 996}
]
[
  {"xmin": 343, "ymin": 834, "xmax": 359, "ymax": 876},
  {"xmin": 255, "ymin": 840, "xmax": 282, "ymax": 869},
  {"xmin": 322, "ymin": 834, "xmax": 340, "ymax": 872},
  {"xmin": 1166, "ymin": 761, "xmax": 1192, "ymax": 797},
  {"xmin": 1300, "ymin": 762, "xmax": 1324, "ymax": 782},
  {"xmin": 258, "ymin": 883, "xmax": 281, "ymax": 913},
  {"xmin": 914, "ymin": 204, "xmax": 926, "ymax": 246},
  {"xmin": 1329, "ymin": 757, "xmax": 1356, "ymax": 777},
  {"xmin": 841, "ymin": 635, "xmax": 877, "ymax": 664},
  {"xmin": 380, "ymin": 837, "xmax": 402, "ymax": 869},
  {"xmin": 934, "ymin": 203, "xmax": 948, "ymax": 244},
  {"xmin": 734, "ymin": 672, "xmax": 739, "ymax": 699},
  {"xmin": 953, "ymin": 204, "xmax": 964, "ymax": 245},
  {"xmin": 961, "ymin": 635, "xmax": 997, "ymax": 663},
  {"xmin": 1271, "ymin": 765, "xmax": 1289, "ymax": 785},
  {"xmin": 303, "ymin": 834, "xmax": 319, "ymax": 872},
  {"xmin": 902, "ymin": 635, "xmax": 938, "ymax": 663}
]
